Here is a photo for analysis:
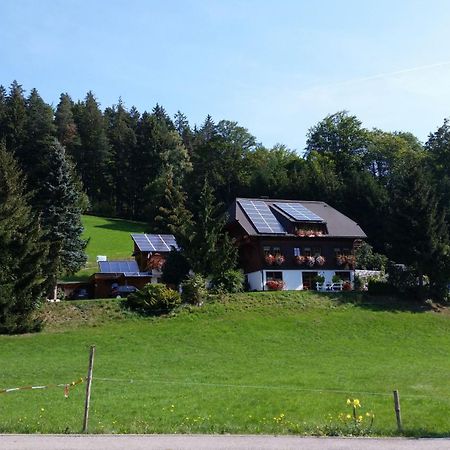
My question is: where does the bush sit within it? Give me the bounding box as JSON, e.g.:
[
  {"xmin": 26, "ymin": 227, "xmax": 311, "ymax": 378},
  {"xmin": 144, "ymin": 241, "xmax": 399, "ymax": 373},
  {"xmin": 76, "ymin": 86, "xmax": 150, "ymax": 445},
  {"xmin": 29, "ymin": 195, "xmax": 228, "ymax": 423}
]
[
  {"xmin": 367, "ymin": 279, "xmax": 397, "ymax": 296},
  {"xmin": 161, "ymin": 251, "xmax": 191, "ymax": 287},
  {"xmin": 125, "ymin": 283, "xmax": 181, "ymax": 315},
  {"xmin": 211, "ymin": 269, "xmax": 245, "ymax": 293},
  {"xmin": 181, "ymin": 274, "xmax": 208, "ymax": 305}
]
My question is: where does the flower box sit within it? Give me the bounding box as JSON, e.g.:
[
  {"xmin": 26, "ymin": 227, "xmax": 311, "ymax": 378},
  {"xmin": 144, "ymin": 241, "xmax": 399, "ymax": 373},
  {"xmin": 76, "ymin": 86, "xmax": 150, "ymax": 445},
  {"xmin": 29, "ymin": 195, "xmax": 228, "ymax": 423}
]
[
  {"xmin": 274, "ymin": 254, "xmax": 285, "ymax": 265},
  {"xmin": 306, "ymin": 256, "xmax": 316, "ymax": 267},
  {"xmin": 265, "ymin": 254, "xmax": 275, "ymax": 265},
  {"xmin": 295, "ymin": 255, "xmax": 306, "ymax": 265},
  {"xmin": 315, "ymin": 255, "xmax": 325, "ymax": 266},
  {"xmin": 266, "ymin": 280, "xmax": 285, "ymax": 291}
]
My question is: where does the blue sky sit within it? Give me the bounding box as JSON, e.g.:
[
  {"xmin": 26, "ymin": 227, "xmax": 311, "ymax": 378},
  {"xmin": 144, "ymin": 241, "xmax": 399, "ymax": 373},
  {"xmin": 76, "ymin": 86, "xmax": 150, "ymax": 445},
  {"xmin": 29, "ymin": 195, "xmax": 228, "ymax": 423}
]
[{"xmin": 1, "ymin": 0, "xmax": 450, "ymax": 151}]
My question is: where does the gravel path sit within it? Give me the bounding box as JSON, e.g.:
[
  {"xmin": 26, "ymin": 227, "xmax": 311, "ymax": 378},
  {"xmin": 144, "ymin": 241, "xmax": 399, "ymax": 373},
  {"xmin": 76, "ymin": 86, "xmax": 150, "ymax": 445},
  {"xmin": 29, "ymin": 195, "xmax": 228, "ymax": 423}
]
[{"xmin": 2, "ymin": 434, "xmax": 450, "ymax": 450}]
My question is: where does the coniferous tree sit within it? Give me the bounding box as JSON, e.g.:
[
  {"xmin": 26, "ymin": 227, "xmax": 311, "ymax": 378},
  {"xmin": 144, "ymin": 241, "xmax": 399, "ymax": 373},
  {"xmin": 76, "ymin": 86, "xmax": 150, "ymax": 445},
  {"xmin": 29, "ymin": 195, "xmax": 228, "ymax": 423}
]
[
  {"xmin": 73, "ymin": 91, "xmax": 111, "ymax": 210},
  {"xmin": 39, "ymin": 139, "xmax": 87, "ymax": 293},
  {"xmin": 2, "ymin": 81, "xmax": 27, "ymax": 154},
  {"xmin": 20, "ymin": 88, "xmax": 56, "ymax": 183},
  {"xmin": 182, "ymin": 180, "xmax": 237, "ymax": 277},
  {"xmin": 156, "ymin": 168, "xmax": 193, "ymax": 236},
  {"xmin": 0, "ymin": 143, "xmax": 48, "ymax": 333},
  {"xmin": 55, "ymin": 93, "xmax": 81, "ymax": 156},
  {"xmin": 104, "ymin": 99, "xmax": 138, "ymax": 217}
]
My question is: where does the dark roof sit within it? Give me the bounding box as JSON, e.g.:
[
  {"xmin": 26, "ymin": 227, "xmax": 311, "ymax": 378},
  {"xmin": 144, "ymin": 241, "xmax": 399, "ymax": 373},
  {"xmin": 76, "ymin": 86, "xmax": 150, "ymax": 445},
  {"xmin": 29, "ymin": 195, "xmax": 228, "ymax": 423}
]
[
  {"xmin": 131, "ymin": 234, "xmax": 179, "ymax": 252},
  {"xmin": 230, "ymin": 198, "xmax": 366, "ymax": 238},
  {"xmin": 98, "ymin": 260, "xmax": 150, "ymax": 276}
]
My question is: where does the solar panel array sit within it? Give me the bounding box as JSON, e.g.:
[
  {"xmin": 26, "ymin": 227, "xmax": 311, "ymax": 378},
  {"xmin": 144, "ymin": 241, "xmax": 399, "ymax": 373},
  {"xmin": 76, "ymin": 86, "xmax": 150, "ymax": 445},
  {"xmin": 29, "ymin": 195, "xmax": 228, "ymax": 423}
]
[
  {"xmin": 238, "ymin": 199, "xmax": 286, "ymax": 234},
  {"xmin": 131, "ymin": 234, "xmax": 178, "ymax": 252},
  {"xmin": 99, "ymin": 260, "xmax": 140, "ymax": 274},
  {"xmin": 274, "ymin": 202, "xmax": 324, "ymax": 222}
]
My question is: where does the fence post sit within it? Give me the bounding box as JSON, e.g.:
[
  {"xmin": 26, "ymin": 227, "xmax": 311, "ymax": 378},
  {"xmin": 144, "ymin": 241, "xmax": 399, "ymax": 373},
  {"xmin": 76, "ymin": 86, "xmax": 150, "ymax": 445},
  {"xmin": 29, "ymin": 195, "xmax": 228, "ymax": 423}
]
[
  {"xmin": 83, "ymin": 345, "xmax": 95, "ymax": 433},
  {"xmin": 393, "ymin": 389, "xmax": 403, "ymax": 432}
]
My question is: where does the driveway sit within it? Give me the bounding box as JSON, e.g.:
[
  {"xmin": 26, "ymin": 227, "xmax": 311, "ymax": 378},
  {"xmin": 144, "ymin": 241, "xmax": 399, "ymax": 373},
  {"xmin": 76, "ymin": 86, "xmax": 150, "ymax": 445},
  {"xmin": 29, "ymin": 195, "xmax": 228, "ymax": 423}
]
[{"xmin": 1, "ymin": 434, "xmax": 450, "ymax": 450}]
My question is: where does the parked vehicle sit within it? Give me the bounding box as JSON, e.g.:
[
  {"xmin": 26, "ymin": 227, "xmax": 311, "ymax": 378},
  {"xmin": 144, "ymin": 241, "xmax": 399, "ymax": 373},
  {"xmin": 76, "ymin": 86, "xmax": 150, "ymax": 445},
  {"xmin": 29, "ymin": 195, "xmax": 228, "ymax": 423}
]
[
  {"xmin": 111, "ymin": 283, "xmax": 138, "ymax": 298},
  {"xmin": 69, "ymin": 288, "xmax": 90, "ymax": 300}
]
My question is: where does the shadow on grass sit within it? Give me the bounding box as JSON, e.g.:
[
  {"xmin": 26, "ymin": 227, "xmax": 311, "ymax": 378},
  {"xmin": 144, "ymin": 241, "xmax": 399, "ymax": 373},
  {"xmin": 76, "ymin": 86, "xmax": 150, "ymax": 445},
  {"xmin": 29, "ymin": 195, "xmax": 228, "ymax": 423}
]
[
  {"xmin": 91, "ymin": 217, "xmax": 148, "ymax": 233},
  {"xmin": 325, "ymin": 291, "xmax": 434, "ymax": 314}
]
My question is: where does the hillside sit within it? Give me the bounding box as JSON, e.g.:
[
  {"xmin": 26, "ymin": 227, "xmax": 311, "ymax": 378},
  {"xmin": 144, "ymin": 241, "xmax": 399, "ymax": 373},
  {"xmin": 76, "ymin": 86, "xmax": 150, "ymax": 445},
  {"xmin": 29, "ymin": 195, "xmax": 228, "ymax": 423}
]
[
  {"xmin": 1, "ymin": 292, "xmax": 449, "ymax": 436},
  {"xmin": 66, "ymin": 215, "xmax": 148, "ymax": 280}
]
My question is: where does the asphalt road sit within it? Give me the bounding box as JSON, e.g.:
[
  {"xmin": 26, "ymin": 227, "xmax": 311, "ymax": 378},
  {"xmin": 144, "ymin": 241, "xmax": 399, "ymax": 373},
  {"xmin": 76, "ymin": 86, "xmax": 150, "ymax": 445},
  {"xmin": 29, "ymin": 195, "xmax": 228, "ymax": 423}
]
[{"xmin": 2, "ymin": 435, "xmax": 450, "ymax": 450}]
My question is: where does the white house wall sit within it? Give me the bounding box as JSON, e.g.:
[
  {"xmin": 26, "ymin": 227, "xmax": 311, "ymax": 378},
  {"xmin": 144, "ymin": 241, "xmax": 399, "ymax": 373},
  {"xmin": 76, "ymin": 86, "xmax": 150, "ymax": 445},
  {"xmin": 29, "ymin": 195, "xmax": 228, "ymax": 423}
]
[
  {"xmin": 246, "ymin": 269, "xmax": 354, "ymax": 291},
  {"xmin": 247, "ymin": 271, "xmax": 264, "ymax": 291}
]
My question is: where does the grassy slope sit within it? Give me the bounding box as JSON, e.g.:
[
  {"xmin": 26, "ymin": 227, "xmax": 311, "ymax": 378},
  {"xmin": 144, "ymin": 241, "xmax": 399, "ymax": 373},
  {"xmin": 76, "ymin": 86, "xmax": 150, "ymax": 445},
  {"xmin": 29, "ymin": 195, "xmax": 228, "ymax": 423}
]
[
  {"xmin": 1, "ymin": 292, "xmax": 449, "ymax": 436},
  {"xmin": 67, "ymin": 215, "xmax": 148, "ymax": 280}
]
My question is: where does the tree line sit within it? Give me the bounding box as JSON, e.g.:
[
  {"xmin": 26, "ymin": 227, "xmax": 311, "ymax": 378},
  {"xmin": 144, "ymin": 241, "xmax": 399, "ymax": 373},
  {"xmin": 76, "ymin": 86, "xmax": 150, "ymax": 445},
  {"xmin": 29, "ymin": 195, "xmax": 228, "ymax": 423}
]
[{"xmin": 0, "ymin": 80, "xmax": 450, "ymax": 332}]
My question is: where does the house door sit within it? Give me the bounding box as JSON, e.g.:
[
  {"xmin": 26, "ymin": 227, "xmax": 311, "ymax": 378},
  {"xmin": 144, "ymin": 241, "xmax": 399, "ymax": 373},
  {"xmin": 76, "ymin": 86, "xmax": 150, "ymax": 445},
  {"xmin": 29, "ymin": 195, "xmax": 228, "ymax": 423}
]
[{"xmin": 302, "ymin": 272, "xmax": 318, "ymax": 290}]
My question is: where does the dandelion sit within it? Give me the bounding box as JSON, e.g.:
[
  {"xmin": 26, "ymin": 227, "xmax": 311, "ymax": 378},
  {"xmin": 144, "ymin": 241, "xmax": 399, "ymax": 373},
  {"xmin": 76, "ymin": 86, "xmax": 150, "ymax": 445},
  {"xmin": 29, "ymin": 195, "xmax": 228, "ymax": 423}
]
[{"xmin": 346, "ymin": 414, "xmax": 351, "ymax": 419}]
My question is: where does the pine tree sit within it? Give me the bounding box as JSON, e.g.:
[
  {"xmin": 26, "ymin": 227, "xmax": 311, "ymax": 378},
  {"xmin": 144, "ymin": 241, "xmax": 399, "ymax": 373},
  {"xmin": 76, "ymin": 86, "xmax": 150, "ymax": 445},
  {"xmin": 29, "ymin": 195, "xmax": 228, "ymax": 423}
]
[{"xmin": 0, "ymin": 143, "xmax": 48, "ymax": 333}]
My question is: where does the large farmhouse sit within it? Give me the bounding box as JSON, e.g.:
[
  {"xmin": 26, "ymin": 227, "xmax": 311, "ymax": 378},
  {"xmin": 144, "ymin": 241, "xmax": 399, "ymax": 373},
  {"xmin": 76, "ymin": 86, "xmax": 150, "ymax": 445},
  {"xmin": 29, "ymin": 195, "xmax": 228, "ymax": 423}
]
[{"xmin": 226, "ymin": 198, "xmax": 366, "ymax": 291}]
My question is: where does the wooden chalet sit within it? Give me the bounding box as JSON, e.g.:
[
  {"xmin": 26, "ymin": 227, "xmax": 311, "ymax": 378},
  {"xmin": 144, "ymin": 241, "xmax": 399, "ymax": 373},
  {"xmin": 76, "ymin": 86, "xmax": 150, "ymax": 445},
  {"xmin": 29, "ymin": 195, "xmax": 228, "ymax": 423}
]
[{"xmin": 226, "ymin": 198, "xmax": 366, "ymax": 291}]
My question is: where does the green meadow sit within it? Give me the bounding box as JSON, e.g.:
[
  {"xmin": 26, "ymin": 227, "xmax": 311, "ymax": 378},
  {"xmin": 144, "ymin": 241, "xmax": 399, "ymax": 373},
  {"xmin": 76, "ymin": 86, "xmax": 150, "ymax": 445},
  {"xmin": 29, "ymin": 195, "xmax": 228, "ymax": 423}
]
[
  {"xmin": 1, "ymin": 292, "xmax": 449, "ymax": 436},
  {"xmin": 66, "ymin": 215, "xmax": 148, "ymax": 280}
]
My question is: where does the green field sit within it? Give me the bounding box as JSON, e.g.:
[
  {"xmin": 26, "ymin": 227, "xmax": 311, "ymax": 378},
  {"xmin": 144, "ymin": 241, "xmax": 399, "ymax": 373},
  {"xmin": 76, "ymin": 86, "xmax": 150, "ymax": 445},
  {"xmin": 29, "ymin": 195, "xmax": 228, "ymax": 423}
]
[
  {"xmin": 1, "ymin": 292, "xmax": 450, "ymax": 436},
  {"xmin": 67, "ymin": 215, "xmax": 148, "ymax": 280}
]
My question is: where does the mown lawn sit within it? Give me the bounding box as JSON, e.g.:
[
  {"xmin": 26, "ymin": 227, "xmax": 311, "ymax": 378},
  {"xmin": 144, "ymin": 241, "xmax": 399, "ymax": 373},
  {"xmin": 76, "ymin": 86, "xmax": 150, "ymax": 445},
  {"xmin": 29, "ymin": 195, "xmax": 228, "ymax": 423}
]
[
  {"xmin": 65, "ymin": 215, "xmax": 148, "ymax": 280},
  {"xmin": 1, "ymin": 292, "xmax": 450, "ymax": 436}
]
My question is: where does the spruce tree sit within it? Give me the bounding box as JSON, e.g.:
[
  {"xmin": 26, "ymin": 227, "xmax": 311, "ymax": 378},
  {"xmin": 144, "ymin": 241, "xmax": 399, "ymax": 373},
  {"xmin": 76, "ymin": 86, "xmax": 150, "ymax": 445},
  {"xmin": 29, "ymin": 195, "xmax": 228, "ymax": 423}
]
[
  {"xmin": 104, "ymin": 99, "xmax": 137, "ymax": 217},
  {"xmin": 0, "ymin": 143, "xmax": 48, "ymax": 333},
  {"xmin": 39, "ymin": 139, "xmax": 87, "ymax": 293},
  {"xmin": 55, "ymin": 93, "xmax": 81, "ymax": 156},
  {"xmin": 156, "ymin": 168, "xmax": 193, "ymax": 236},
  {"xmin": 182, "ymin": 180, "xmax": 237, "ymax": 277},
  {"xmin": 2, "ymin": 81, "xmax": 27, "ymax": 154},
  {"xmin": 73, "ymin": 91, "xmax": 111, "ymax": 209}
]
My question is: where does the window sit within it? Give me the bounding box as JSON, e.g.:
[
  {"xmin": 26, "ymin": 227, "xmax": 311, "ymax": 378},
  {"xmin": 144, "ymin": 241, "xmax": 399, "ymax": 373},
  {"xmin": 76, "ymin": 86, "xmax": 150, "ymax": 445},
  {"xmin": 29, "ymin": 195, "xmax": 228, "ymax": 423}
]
[
  {"xmin": 313, "ymin": 247, "xmax": 321, "ymax": 257},
  {"xmin": 334, "ymin": 271, "xmax": 350, "ymax": 281},
  {"xmin": 263, "ymin": 246, "xmax": 271, "ymax": 256},
  {"xmin": 266, "ymin": 271, "xmax": 283, "ymax": 281},
  {"xmin": 334, "ymin": 248, "xmax": 342, "ymax": 257},
  {"xmin": 272, "ymin": 246, "xmax": 281, "ymax": 255},
  {"xmin": 293, "ymin": 247, "xmax": 301, "ymax": 256},
  {"xmin": 343, "ymin": 248, "xmax": 351, "ymax": 256},
  {"xmin": 304, "ymin": 247, "xmax": 311, "ymax": 257}
]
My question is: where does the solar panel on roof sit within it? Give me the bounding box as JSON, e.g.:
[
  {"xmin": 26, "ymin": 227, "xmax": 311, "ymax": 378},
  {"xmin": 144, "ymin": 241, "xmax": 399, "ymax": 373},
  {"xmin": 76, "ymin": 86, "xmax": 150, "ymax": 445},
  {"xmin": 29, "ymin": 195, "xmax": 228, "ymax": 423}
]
[
  {"xmin": 99, "ymin": 260, "xmax": 140, "ymax": 273},
  {"xmin": 238, "ymin": 199, "xmax": 286, "ymax": 234},
  {"xmin": 274, "ymin": 202, "xmax": 324, "ymax": 222},
  {"xmin": 131, "ymin": 234, "xmax": 179, "ymax": 252}
]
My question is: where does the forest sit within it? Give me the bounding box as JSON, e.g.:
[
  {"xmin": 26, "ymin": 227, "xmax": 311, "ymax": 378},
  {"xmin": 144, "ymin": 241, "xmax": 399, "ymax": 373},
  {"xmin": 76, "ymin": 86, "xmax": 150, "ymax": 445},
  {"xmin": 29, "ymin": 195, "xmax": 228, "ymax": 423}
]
[{"xmin": 0, "ymin": 80, "xmax": 450, "ymax": 332}]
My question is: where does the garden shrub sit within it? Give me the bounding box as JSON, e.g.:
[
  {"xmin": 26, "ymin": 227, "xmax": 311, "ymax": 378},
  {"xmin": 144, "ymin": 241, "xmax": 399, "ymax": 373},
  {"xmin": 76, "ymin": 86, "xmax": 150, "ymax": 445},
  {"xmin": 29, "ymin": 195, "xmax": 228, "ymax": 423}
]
[
  {"xmin": 125, "ymin": 283, "xmax": 181, "ymax": 315},
  {"xmin": 211, "ymin": 269, "xmax": 245, "ymax": 293},
  {"xmin": 181, "ymin": 274, "xmax": 208, "ymax": 305},
  {"xmin": 367, "ymin": 279, "xmax": 397, "ymax": 296}
]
